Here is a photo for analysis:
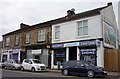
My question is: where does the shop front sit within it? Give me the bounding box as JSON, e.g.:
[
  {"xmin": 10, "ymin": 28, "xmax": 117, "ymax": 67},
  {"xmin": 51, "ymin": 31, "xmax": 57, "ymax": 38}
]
[
  {"xmin": 1, "ymin": 48, "xmax": 21, "ymax": 62},
  {"xmin": 27, "ymin": 49, "xmax": 49, "ymax": 67},
  {"xmin": 51, "ymin": 39, "xmax": 102, "ymax": 69},
  {"xmin": 52, "ymin": 44, "xmax": 65, "ymax": 69},
  {"xmin": 79, "ymin": 40, "xmax": 98, "ymax": 66},
  {"xmin": 80, "ymin": 49, "xmax": 97, "ymax": 65},
  {"xmin": 26, "ymin": 44, "xmax": 50, "ymax": 67}
]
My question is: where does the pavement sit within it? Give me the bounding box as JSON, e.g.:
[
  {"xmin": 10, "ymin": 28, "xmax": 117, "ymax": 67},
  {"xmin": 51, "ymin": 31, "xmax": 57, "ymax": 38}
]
[{"xmin": 46, "ymin": 69, "xmax": 120, "ymax": 77}]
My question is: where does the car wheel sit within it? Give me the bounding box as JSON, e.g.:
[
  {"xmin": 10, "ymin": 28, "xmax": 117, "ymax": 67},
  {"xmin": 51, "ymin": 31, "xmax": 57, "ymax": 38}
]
[
  {"xmin": 31, "ymin": 67, "xmax": 35, "ymax": 72},
  {"xmin": 4, "ymin": 66, "xmax": 7, "ymax": 70},
  {"xmin": 62, "ymin": 69, "xmax": 69, "ymax": 76},
  {"xmin": 87, "ymin": 70, "xmax": 94, "ymax": 78},
  {"xmin": 21, "ymin": 66, "xmax": 24, "ymax": 71},
  {"xmin": 12, "ymin": 66, "xmax": 16, "ymax": 70}
]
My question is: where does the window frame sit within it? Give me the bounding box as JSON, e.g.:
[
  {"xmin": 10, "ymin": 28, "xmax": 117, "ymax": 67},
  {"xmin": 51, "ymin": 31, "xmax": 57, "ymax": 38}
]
[
  {"xmin": 37, "ymin": 29, "xmax": 46, "ymax": 42},
  {"xmin": 5, "ymin": 36, "xmax": 10, "ymax": 46},
  {"xmin": 15, "ymin": 34, "xmax": 19, "ymax": 45},
  {"xmin": 54, "ymin": 26, "xmax": 60, "ymax": 40},
  {"xmin": 25, "ymin": 33, "xmax": 30, "ymax": 44},
  {"xmin": 77, "ymin": 20, "xmax": 88, "ymax": 37}
]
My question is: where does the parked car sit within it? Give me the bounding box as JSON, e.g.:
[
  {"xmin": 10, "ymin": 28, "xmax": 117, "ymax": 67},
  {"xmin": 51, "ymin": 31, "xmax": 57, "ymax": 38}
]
[
  {"xmin": 61, "ymin": 60, "xmax": 107, "ymax": 78},
  {"xmin": 4, "ymin": 60, "xmax": 21, "ymax": 70},
  {"xmin": 21, "ymin": 59, "xmax": 46, "ymax": 72}
]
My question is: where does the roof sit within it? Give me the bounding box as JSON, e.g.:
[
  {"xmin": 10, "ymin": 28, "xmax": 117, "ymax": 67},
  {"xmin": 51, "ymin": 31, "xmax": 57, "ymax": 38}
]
[{"xmin": 2, "ymin": 3, "xmax": 111, "ymax": 36}]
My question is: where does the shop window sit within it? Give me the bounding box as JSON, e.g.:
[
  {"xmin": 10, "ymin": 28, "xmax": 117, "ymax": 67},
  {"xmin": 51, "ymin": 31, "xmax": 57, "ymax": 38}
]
[
  {"xmin": 77, "ymin": 20, "xmax": 88, "ymax": 36},
  {"xmin": 80, "ymin": 49, "xmax": 97, "ymax": 66},
  {"xmin": 54, "ymin": 49, "xmax": 66, "ymax": 65}
]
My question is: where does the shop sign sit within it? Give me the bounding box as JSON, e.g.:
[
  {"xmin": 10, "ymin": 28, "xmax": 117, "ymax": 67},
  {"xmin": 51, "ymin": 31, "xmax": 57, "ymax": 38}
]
[
  {"xmin": 55, "ymin": 53, "xmax": 65, "ymax": 57},
  {"xmin": 52, "ymin": 44, "xmax": 64, "ymax": 48},
  {"xmin": 32, "ymin": 49, "xmax": 42, "ymax": 55},
  {"xmin": 80, "ymin": 40, "xmax": 96, "ymax": 46},
  {"xmin": 96, "ymin": 40, "xmax": 101, "ymax": 47},
  {"xmin": 64, "ymin": 42, "xmax": 79, "ymax": 47},
  {"xmin": 80, "ymin": 49, "xmax": 96, "ymax": 54},
  {"xmin": 12, "ymin": 49, "xmax": 21, "ymax": 53}
]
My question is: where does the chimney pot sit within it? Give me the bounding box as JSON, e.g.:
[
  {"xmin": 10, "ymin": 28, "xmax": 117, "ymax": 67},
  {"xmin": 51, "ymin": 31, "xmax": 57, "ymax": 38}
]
[{"xmin": 107, "ymin": 2, "xmax": 112, "ymax": 6}]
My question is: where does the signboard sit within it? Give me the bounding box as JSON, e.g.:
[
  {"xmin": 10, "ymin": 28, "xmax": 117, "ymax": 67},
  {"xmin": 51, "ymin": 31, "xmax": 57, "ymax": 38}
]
[
  {"xmin": 80, "ymin": 40, "xmax": 96, "ymax": 46},
  {"xmin": 55, "ymin": 53, "xmax": 65, "ymax": 57},
  {"xmin": 32, "ymin": 49, "xmax": 42, "ymax": 55},
  {"xmin": 52, "ymin": 44, "xmax": 64, "ymax": 48},
  {"xmin": 80, "ymin": 49, "xmax": 96, "ymax": 54},
  {"xmin": 64, "ymin": 42, "xmax": 79, "ymax": 47}
]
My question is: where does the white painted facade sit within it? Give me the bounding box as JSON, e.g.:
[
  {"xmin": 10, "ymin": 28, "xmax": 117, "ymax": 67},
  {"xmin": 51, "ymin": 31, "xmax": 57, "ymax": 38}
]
[
  {"xmin": 52, "ymin": 15, "xmax": 105, "ymax": 69},
  {"xmin": 52, "ymin": 15, "xmax": 102, "ymax": 43},
  {"xmin": 51, "ymin": 4, "xmax": 118, "ymax": 69}
]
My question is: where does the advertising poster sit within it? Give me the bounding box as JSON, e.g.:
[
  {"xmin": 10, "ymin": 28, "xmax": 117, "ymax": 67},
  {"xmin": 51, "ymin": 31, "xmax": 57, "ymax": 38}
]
[{"xmin": 103, "ymin": 21, "xmax": 116, "ymax": 48}]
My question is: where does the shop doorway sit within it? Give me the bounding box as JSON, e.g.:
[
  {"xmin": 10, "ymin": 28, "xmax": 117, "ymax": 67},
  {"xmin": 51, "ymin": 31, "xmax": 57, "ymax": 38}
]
[
  {"xmin": 48, "ymin": 52, "xmax": 51, "ymax": 68},
  {"xmin": 2, "ymin": 55, "xmax": 7, "ymax": 62},
  {"xmin": 69, "ymin": 47, "xmax": 77, "ymax": 60},
  {"xmin": 34, "ymin": 55, "xmax": 40, "ymax": 59}
]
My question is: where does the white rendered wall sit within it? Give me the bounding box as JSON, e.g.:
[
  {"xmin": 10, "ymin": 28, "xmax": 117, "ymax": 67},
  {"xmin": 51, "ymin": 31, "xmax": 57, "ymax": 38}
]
[
  {"xmin": 52, "ymin": 15, "xmax": 102, "ymax": 44},
  {"xmin": 97, "ymin": 41, "xmax": 104, "ymax": 67}
]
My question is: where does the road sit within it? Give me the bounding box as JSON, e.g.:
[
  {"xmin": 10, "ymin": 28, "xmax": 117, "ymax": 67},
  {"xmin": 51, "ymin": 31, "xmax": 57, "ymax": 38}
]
[{"xmin": 1, "ymin": 69, "xmax": 119, "ymax": 79}]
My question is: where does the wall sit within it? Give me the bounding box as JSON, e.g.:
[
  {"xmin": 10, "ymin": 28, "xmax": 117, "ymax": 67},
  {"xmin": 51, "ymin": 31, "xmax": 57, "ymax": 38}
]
[
  {"xmin": 101, "ymin": 5, "xmax": 118, "ymax": 49},
  {"xmin": 52, "ymin": 15, "xmax": 102, "ymax": 43},
  {"xmin": 104, "ymin": 48, "xmax": 120, "ymax": 72},
  {"xmin": 97, "ymin": 40, "xmax": 104, "ymax": 67}
]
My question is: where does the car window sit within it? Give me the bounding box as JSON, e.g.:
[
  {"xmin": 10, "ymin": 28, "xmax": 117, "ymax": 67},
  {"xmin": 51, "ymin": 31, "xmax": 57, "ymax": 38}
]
[
  {"xmin": 76, "ymin": 61, "xmax": 83, "ymax": 66},
  {"xmin": 28, "ymin": 60, "xmax": 32, "ymax": 64},
  {"xmin": 13, "ymin": 60, "xmax": 20, "ymax": 64},
  {"xmin": 7, "ymin": 60, "xmax": 13, "ymax": 63},
  {"xmin": 32, "ymin": 60, "xmax": 41, "ymax": 64},
  {"xmin": 24, "ymin": 59, "xmax": 29, "ymax": 63},
  {"xmin": 84, "ymin": 62, "xmax": 90, "ymax": 66},
  {"xmin": 69, "ymin": 61, "xmax": 76, "ymax": 66}
]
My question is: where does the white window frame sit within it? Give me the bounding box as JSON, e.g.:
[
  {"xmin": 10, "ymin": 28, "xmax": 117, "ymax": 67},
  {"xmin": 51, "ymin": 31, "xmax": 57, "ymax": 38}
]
[
  {"xmin": 54, "ymin": 26, "xmax": 60, "ymax": 40},
  {"xmin": 15, "ymin": 34, "xmax": 19, "ymax": 45},
  {"xmin": 5, "ymin": 37, "xmax": 10, "ymax": 46},
  {"xmin": 25, "ymin": 33, "xmax": 30, "ymax": 44},
  {"xmin": 38, "ymin": 29, "xmax": 45, "ymax": 42},
  {"xmin": 77, "ymin": 20, "xmax": 88, "ymax": 36}
]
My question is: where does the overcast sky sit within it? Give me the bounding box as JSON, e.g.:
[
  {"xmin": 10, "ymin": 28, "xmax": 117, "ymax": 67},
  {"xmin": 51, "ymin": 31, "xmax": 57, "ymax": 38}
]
[{"xmin": 0, "ymin": 0, "xmax": 119, "ymax": 41}]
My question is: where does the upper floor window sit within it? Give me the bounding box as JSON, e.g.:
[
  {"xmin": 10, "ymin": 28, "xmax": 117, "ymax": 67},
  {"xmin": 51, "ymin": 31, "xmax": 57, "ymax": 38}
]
[
  {"xmin": 38, "ymin": 29, "xmax": 45, "ymax": 42},
  {"xmin": 55, "ymin": 26, "xmax": 60, "ymax": 39},
  {"xmin": 77, "ymin": 20, "xmax": 88, "ymax": 36},
  {"xmin": 25, "ymin": 33, "xmax": 30, "ymax": 44},
  {"xmin": 15, "ymin": 34, "xmax": 19, "ymax": 45},
  {"xmin": 5, "ymin": 37, "xmax": 10, "ymax": 46}
]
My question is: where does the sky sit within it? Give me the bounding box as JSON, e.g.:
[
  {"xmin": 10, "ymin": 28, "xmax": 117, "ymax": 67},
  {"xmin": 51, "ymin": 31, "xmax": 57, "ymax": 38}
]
[{"xmin": 0, "ymin": 0, "xmax": 119, "ymax": 41}]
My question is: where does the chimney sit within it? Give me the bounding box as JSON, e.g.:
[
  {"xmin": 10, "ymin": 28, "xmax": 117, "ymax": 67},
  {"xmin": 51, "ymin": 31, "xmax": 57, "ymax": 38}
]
[
  {"xmin": 67, "ymin": 8, "xmax": 75, "ymax": 16},
  {"xmin": 107, "ymin": 2, "xmax": 112, "ymax": 6},
  {"xmin": 20, "ymin": 23, "xmax": 30, "ymax": 29}
]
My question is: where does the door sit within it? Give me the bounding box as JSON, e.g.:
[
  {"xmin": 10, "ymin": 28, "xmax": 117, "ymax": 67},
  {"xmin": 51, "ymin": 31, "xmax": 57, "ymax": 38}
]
[
  {"xmin": 23, "ymin": 59, "xmax": 29, "ymax": 70},
  {"xmin": 27, "ymin": 60, "xmax": 33, "ymax": 70},
  {"xmin": 76, "ymin": 61, "xmax": 87, "ymax": 75},
  {"xmin": 69, "ymin": 47, "xmax": 77, "ymax": 60},
  {"xmin": 68, "ymin": 61, "xmax": 77, "ymax": 74}
]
